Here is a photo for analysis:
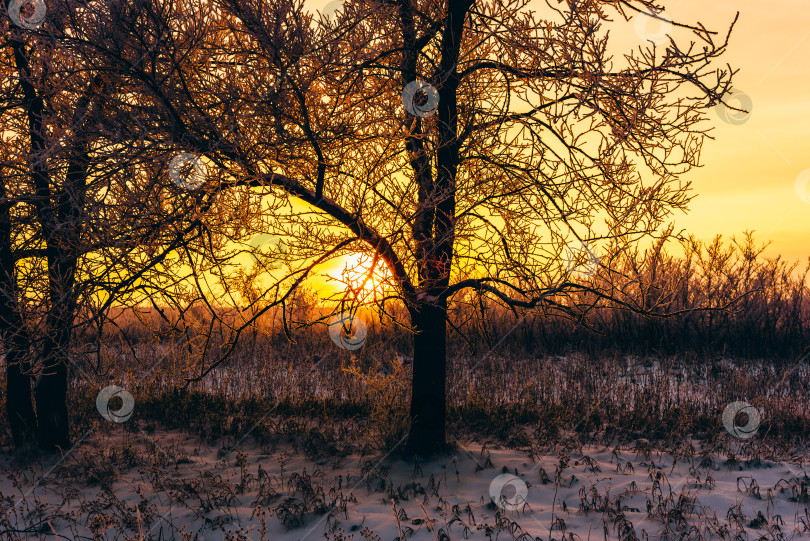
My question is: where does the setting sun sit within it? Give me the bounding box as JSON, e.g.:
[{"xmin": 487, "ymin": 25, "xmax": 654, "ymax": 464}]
[
  {"xmin": 4, "ymin": 0, "xmax": 810, "ymax": 538},
  {"xmin": 325, "ymin": 252, "xmax": 393, "ymax": 301}
]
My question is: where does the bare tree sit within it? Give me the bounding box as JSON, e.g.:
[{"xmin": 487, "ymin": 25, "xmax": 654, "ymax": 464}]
[
  {"xmin": 32, "ymin": 0, "xmax": 739, "ymax": 454},
  {"xmin": 0, "ymin": 12, "xmax": 103, "ymax": 448},
  {"xmin": 1, "ymin": 0, "xmax": 214, "ymax": 448}
]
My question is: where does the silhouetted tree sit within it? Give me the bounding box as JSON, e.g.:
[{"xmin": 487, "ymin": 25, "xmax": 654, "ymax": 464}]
[
  {"xmin": 8, "ymin": 0, "xmax": 739, "ymax": 455},
  {"xmin": 1, "ymin": 0, "xmax": 211, "ymax": 449}
]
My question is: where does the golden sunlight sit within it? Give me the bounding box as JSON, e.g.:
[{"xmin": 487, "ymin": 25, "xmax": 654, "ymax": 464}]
[{"xmin": 325, "ymin": 252, "xmax": 392, "ymax": 302}]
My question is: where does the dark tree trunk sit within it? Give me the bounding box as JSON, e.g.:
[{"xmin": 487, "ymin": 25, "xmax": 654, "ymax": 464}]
[
  {"xmin": 34, "ymin": 351, "xmax": 70, "ymax": 451},
  {"xmin": 35, "ymin": 204, "xmax": 80, "ymax": 452},
  {"xmin": 401, "ymin": 0, "xmax": 470, "ymax": 457},
  {"xmin": 9, "ymin": 35, "xmax": 73, "ymax": 451},
  {"xmin": 28, "ymin": 75, "xmax": 95, "ymax": 452},
  {"xmin": 0, "ymin": 182, "xmax": 37, "ymax": 445},
  {"xmin": 405, "ymin": 300, "xmax": 448, "ymax": 455},
  {"xmin": 5, "ymin": 349, "xmax": 37, "ymax": 446}
]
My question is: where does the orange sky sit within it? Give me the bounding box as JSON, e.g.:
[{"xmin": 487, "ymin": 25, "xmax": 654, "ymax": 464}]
[
  {"xmin": 304, "ymin": 0, "xmax": 810, "ymax": 270},
  {"xmin": 664, "ymin": 0, "xmax": 810, "ymax": 265}
]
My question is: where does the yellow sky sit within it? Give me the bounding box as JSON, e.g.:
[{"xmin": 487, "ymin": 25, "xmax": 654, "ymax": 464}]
[
  {"xmin": 302, "ymin": 0, "xmax": 810, "ymax": 270},
  {"xmin": 664, "ymin": 0, "xmax": 810, "ymax": 265}
]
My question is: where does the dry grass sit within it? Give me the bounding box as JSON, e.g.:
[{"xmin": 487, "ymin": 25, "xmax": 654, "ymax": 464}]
[
  {"xmin": 1, "ymin": 233, "xmax": 809, "ymax": 539},
  {"xmin": 2, "ymin": 233, "xmax": 810, "ymax": 453}
]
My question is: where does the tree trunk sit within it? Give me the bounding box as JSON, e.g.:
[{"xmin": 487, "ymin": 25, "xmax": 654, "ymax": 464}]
[
  {"xmin": 35, "ymin": 226, "xmax": 78, "ymax": 452},
  {"xmin": 5, "ymin": 349, "xmax": 37, "ymax": 446},
  {"xmin": 35, "ymin": 254, "xmax": 76, "ymax": 452},
  {"xmin": 0, "ymin": 183, "xmax": 37, "ymax": 445},
  {"xmin": 30, "ymin": 79, "xmax": 93, "ymax": 452},
  {"xmin": 405, "ymin": 300, "xmax": 448, "ymax": 455},
  {"xmin": 34, "ymin": 348, "xmax": 70, "ymax": 451}
]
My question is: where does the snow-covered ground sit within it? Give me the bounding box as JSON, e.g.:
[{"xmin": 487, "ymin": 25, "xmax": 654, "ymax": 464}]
[{"xmin": 2, "ymin": 429, "xmax": 810, "ymax": 540}]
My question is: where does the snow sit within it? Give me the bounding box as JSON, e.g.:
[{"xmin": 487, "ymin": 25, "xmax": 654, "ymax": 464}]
[{"xmin": 2, "ymin": 429, "xmax": 810, "ymax": 540}]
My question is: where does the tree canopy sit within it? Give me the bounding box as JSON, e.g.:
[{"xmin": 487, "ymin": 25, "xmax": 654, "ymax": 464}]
[{"xmin": 2, "ymin": 0, "xmax": 738, "ymax": 453}]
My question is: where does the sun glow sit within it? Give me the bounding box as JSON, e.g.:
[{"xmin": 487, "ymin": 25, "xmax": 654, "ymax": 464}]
[{"xmin": 327, "ymin": 252, "xmax": 392, "ymax": 301}]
